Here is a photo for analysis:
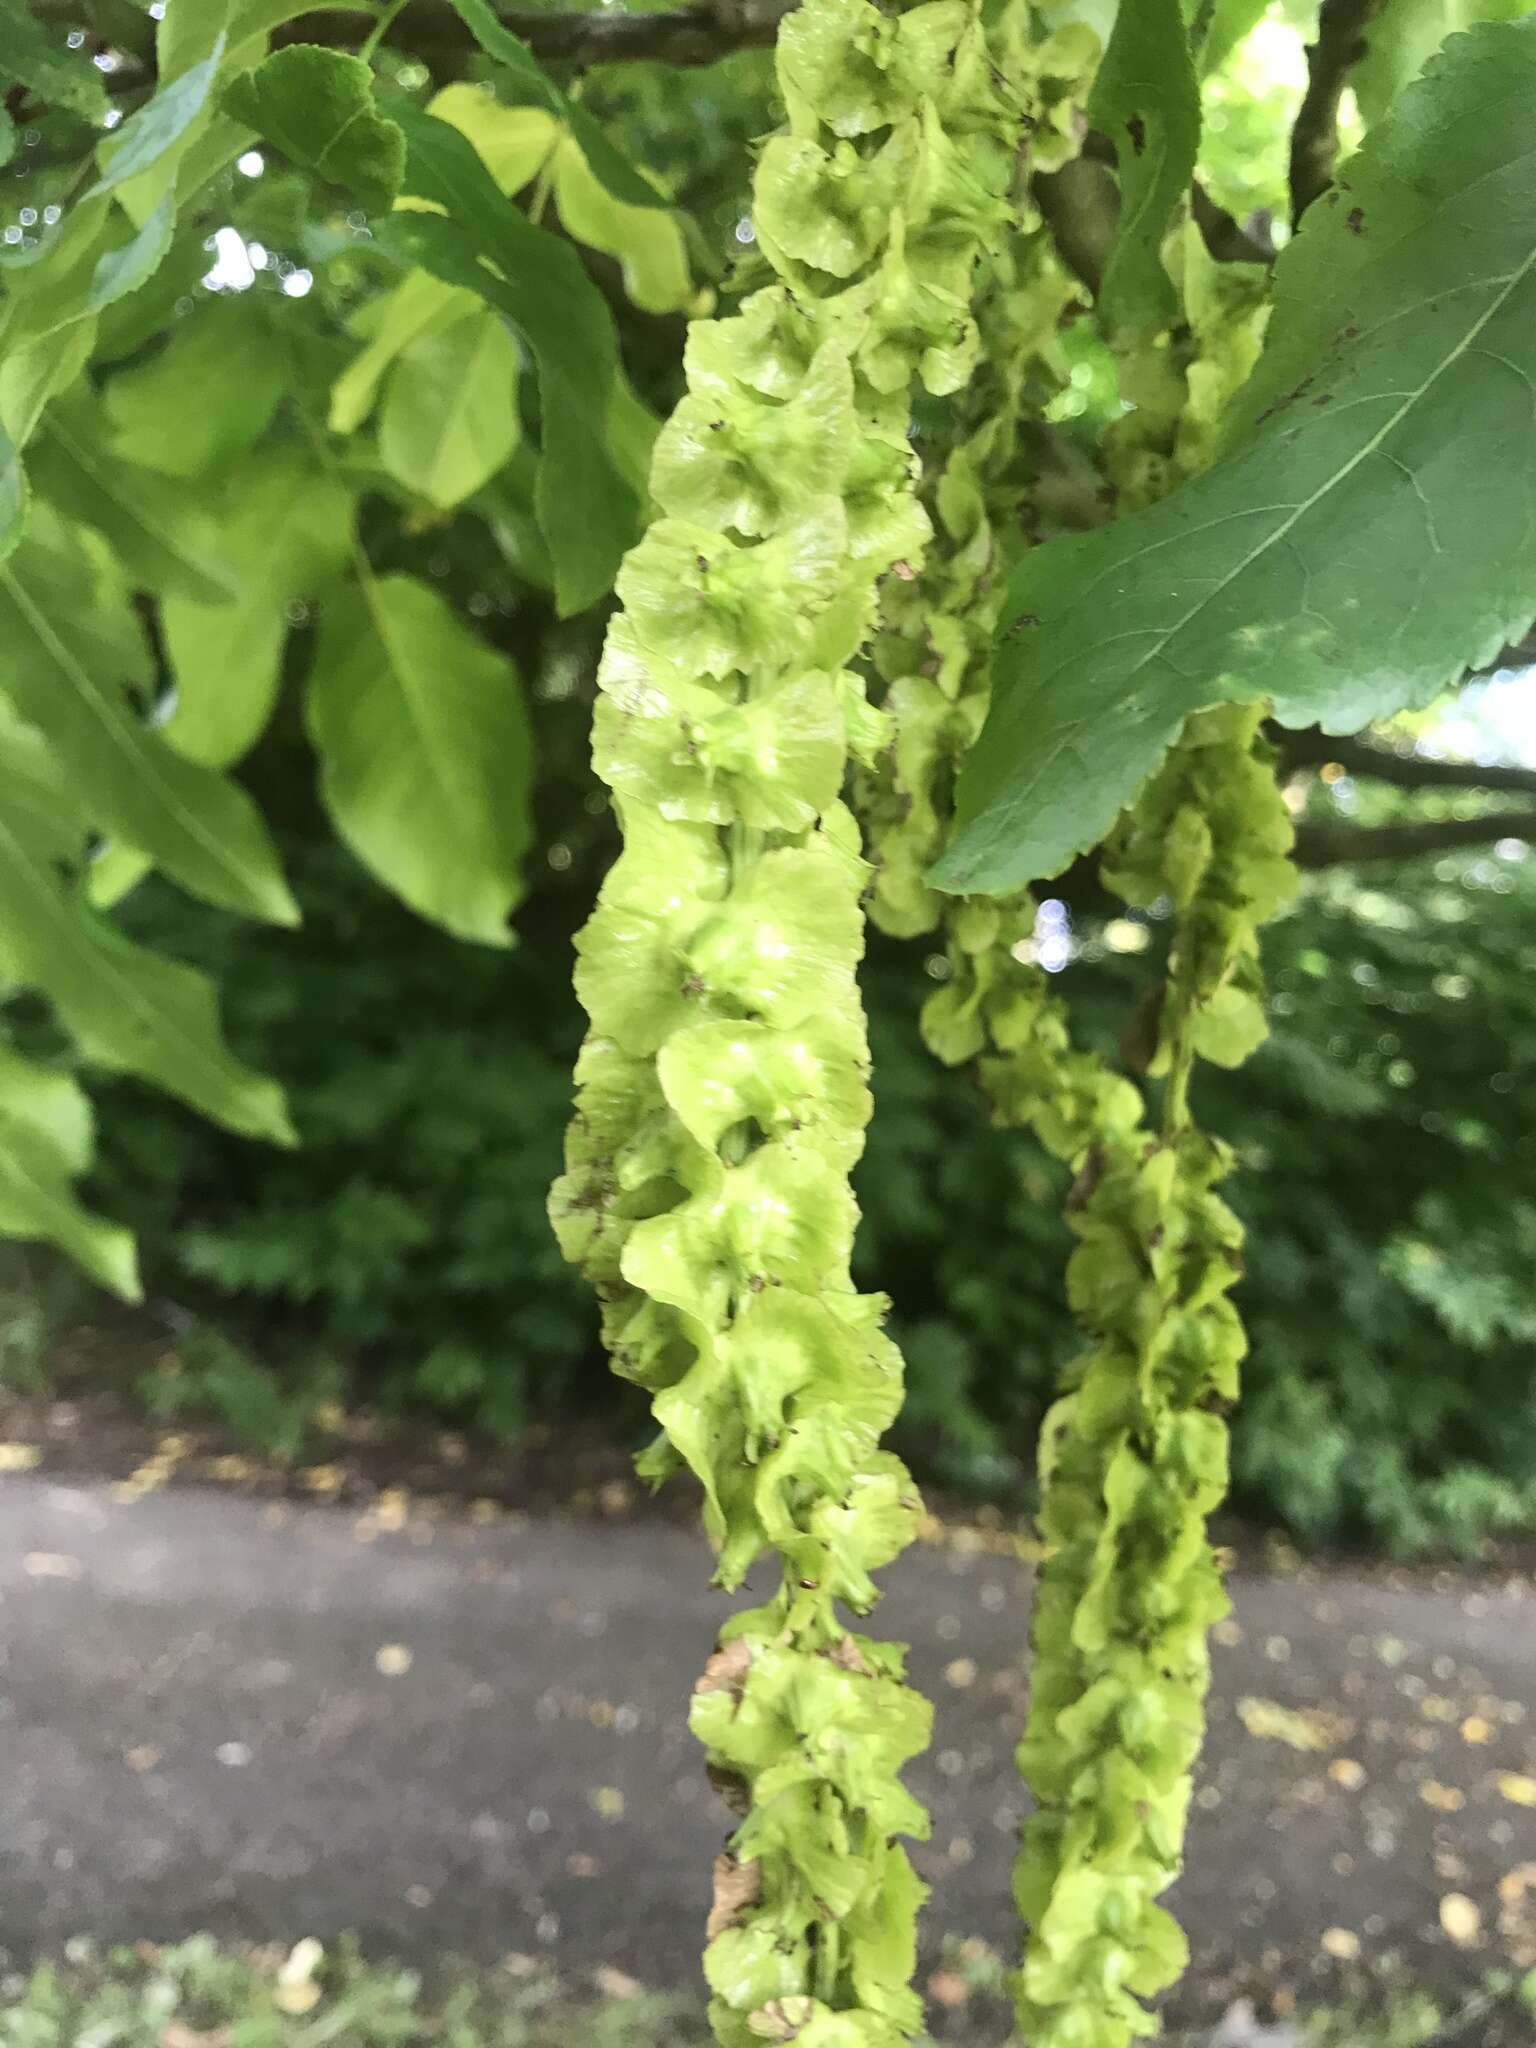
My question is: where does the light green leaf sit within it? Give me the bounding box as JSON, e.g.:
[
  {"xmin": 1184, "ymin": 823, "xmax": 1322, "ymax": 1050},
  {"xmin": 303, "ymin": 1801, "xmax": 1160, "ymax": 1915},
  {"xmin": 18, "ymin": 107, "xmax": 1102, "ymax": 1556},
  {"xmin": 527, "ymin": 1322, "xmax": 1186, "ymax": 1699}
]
[
  {"xmin": 0, "ymin": 1046, "xmax": 139, "ymax": 1299},
  {"xmin": 89, "ymin": 35, "xmax": 226, "ymax": 196},
  {"xmin": 0, "ymin": 104, "xmax": 15, "ymax": 168},
  {"xmin": 223, "ymin": 44, "xmax": 404, "ymax": 211},
  {"xmin": 93, "ymin": 447, "xmax": 352, "ymax": 908},
  {"xmin": 0, "ymin": 507, "xmax": 295, "ymax": 925},
  {"xmin": 104, "ymin": 300, "xmax": 286, "ymax": 479},
  {"xmin": 1087, "ymin": 0, "xmax": 1200, "ymax": 337},
  {"xmin": 937, "ymin": 17, "xmax": 1536, "ymax": 896},
  {"xmin": 554, "ymin": 144, "xmax": 694, "ymax": 314},
  {"xmin": 0, "ymin": 708, "xmax": 292, "ymax": 1144},
  {"xmin": 306, "ymin": 573, "xmax": 533, "ymax": 946},
  {"xmin": 378, "ymin": 308, "xmax": 522, "ymax": 508},
  {"xmin": 29, "ymin": 398, "xmax": 240, "ymax": 604},
  {"xmin": 443, "ymin": 0, "xmax": 666, "ymax": 209},
  {"xmin": 161, "ymin": 446, "xmax": 352, "ymax": 760},
  {"xmin": 0, "ymin": 10, "xmax": 111, "ymax": 122},
  {"xmin": 381, "ymin": 104, "xmax": 645, "ymax": 614},
  {"xmin": 330, "ymin": 269, "xmax": 476, "ymax": 435}
]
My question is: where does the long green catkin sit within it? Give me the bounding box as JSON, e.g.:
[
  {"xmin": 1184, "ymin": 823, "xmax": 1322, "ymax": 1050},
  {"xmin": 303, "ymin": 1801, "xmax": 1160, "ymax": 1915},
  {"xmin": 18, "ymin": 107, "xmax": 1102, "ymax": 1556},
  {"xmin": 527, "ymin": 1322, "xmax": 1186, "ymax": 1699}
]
[{"xmin": 551, "ymin": 2, "xmax": 1038, "ymax": 2039}]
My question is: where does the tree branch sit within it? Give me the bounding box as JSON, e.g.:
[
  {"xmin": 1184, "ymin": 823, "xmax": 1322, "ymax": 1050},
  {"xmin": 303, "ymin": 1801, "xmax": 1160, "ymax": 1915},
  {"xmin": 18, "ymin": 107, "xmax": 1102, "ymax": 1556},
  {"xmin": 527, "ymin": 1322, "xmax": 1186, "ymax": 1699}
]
[
  {"xmin": 1293, "ymin": 811, "xmax": 1535, "ymax": 868},
  {"xmin": 273, "ymin": 0, "xmax": 792, "ymax": 67},
  {"xmin": 1289, "ymin": 0, "xmax": 1385, "ymax": 223},
  {"xmin": 1277, "ymin": 726, "xmax": 1536, "ymax": 799}
]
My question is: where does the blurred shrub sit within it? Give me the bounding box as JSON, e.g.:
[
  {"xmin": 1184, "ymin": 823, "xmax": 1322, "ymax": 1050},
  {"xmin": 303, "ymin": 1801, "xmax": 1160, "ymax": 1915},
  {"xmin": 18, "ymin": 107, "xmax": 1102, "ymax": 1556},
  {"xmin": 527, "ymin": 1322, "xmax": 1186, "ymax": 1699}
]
[{"xmin": 82, "ymin": 838, "xmax": 1536, "ymax": 1556}]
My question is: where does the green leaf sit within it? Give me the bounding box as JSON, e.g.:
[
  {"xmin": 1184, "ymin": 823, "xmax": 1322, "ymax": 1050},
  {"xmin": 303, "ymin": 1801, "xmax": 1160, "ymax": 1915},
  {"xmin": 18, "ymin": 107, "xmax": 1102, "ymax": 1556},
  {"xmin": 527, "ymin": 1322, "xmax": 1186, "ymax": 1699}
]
[
  {"xmin": 383, "ymin": 102, "xmax": 645, "ymax": 614},
  {"xmin": 306, "ymin": 573, "xmax": 533, "ymax": 946},
  {"xmin": 443, "ymin": 0, "xmax": 666, "ymax": 209},
  {"xmin": 87, "ymin": 194, "xmax": 177, "ymax": 313},
  {"xmin": 0, "ymin": 9, "xmax": 112, "ymax": 122},
  {"xmin": 0, "ymin": 708, "xmax": 292, "ymax": 1144},
  {"xmin": 937, "ymin": 16, "xmax": 1536, "ymax": 896},
  {"xmin": 0, "ymin": 103, "xmax": 16, "ymax": 168},
  {"xmin": 93, "ymin": 448, "xmax": 352, "ymax": 909},
  {"xmin": 0, "ymin": 1046, "xmax": 139, "ymax": 1299},
  {"xmin": 89, "ymin": 35, "xmax": 226, "ymax": 196},
  {"xmin": 160, "ymin": 446, "xmax": 352, "ymax": 762},
  {"xmin": 1194, "ymin": 0, "xmax": 1271, "ymax": 77},
  {"xmin": 0, "ymin": 508, "xmax": 296, "ymax": 925},
  {"xmin": 1087, "ymin": 0, "xmax": 1200, "ymax": 337},
  {"xmin": 223, "ymin": 44, "xmax": 405, "ymax": 211},
  {"xmin": 29, "ymin": 399, "xmax": 240, "ymax": 605},
  {"xmin": 104, "ymin": 300, "xmax": 286, "ymax": 479},
  {"xmin": 329, "ymin": 269, "xmax": 475, "ymax": 435},
  {"xmin": 378, "ymin": 308, "xmax": 522, "ymax": 508},
  {"xmin": 1354, "ymin": 0, "xmax": 1527, "ymax": 123}
]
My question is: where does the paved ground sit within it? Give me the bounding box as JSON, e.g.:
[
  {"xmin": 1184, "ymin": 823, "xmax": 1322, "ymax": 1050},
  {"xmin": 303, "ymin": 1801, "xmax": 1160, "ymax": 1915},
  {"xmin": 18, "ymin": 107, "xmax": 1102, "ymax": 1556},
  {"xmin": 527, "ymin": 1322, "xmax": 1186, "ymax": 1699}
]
[{"xmin": 1, "ymin": 1474, "xmax": 1534, "ymax": 2025}]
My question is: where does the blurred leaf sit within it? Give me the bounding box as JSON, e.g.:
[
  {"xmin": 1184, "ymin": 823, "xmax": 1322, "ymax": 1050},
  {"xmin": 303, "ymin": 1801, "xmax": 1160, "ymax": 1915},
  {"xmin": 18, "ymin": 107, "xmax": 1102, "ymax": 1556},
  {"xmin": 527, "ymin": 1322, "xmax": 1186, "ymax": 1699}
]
[
  {"xmin": 1354, "ymin": 0, "xmax": 1528, "ymax": 122},
  {"xmin": 90, "ymin": 34, "xmax": 227, "ymax": 196},
  {"xmin": 307, "ymin": 573, "xmax": 533, "ymax": 946},
  {"xmin": 0, "ymin": 1046, "xmax": 139, "ymax": 1298},
  {"xmin": 553, "ymin": 143, "xmax": 695, "ymax": 314},
  {"xmin": 940, "ymin": 18, "xmax": 1536, "ymax": 894},
  {"xmin": 224, "ymin": 44, "xmax": 405, "ymax": 211},
  {"xmin": 0, "ymin": 708, "xmax": 292, "ymax": 1143},
  {"xmin": 330, "ymin": 270, "xmax": 474, "ymax": 434},
  {"xmin": 87, "ymin": 194, "xmax": 177, "ymax": 313},
  {"xmin": 1195, "ymin": 0, "xmax": 1270, "ymax": 76},
  {"xmin": 0, "ymin": 419, "xmax": 26, "ymax": 566},
  {"xmin": 0, "ymin": 10, "xmax": 112, "ymax": 121},
  {"xmin": 1088, "ymin": 0, "xmax": 1200, "ymax": 336},
  {"xmin": 444, "ymin": 0, "xmax": 667, "ymax": 209},
  {"xmin": 0, "ymin": 507, "xmax": 295, "ymax": 925},
  {"xmin": 104, "ymin": 301, "xmax": 286, "ymax": 479},
  {"xmin": 29, "ymin": 398, "xmax": 240, "ymax": 605},
  {"xmin": 378, "ymin": 308, "xmax": 522, "ymax": 509}
]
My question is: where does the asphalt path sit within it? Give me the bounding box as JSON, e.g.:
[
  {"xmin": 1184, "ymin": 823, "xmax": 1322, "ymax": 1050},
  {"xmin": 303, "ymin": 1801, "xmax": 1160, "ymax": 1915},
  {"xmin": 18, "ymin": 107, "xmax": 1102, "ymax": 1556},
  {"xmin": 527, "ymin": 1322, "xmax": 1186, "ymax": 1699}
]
[{"xmin": 2, "ymin": 1476, "xmax": 1533, "ymax": 2026}]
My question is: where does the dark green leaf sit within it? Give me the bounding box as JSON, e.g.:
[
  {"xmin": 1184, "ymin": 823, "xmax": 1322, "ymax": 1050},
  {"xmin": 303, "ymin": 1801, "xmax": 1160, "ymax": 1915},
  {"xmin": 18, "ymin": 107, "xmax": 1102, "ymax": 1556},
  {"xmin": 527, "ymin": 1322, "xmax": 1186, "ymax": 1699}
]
[
  {"xmin": 223, "ymin": 44, "xmax": 404, "ymax": 211},
  {"xmin": 1088, "ymin": 0, "xmax": 1200, "ymax": 337},
  {"xmin": 444, "ymin": 0, "xmax": 665, "ymax": 210},
  {"xmin": 937, "ymin": 18, "xmax": 1536, "ymax": 896},
  {"xmin": 0, "ymin": 9, "xmax": 112, "ymax": 122},
  {"xmin": 0, "ymin": 508, "xmax": 296, "ymax": 926},
  {"xmin": 383, "ymin": 102, "xmax": 644, "ymax": 614},
  {"xmin": 307, "ymin": 572, "xmax": 533, "ymax": 947}
]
